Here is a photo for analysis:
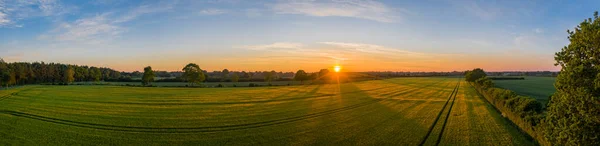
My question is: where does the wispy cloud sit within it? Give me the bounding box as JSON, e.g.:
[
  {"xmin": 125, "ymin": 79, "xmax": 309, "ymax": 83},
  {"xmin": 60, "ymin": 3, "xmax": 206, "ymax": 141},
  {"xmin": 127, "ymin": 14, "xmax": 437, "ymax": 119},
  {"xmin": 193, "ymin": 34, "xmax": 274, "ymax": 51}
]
[
  {"xmin": 199, "ymin": 8, "xmax": 227, "ymax": 15},
  {"xmin": 237, "ymin": 42, "xmax": 304, "ymax": 50},
  {"xmin": 270, "ymin": 0, "xmax": 399, "ymax": 23},
  {"xmin": 41, "ymin": 2, "xmax": 175, "ymax": 43},
  {"xmin": 113, "ymin": 3, "xmax": 174, "ymax": 23},
  {"xmin": 44, "ymin": 13, "xmax": 124, "ymax": 42},
  {"xmin": 0, "ymin": 11, "xmax": 9, "ymax": 26},
  {"xmin": 534, "ymin": 28, "xmax": 543, "ymax": 34},
  {"xmin": 455, "ymin": 0, "xmax": 500, "ymax": 20},
  {"xmin": 0, "ymin": 0, "xmax": 74, "ymax": 27},
  {"xmin": 321, "ymin": 42, "xmax": 423, "ymax": 55}
]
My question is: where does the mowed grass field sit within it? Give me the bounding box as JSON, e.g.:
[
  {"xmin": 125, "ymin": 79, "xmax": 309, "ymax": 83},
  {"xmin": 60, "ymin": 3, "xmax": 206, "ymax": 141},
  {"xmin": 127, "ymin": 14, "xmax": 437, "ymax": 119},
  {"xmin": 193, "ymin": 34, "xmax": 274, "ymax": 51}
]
[
  {"xmin": 0, "ymin": 77, "xmax": 533, "ymax": 145},
  {"xmin": 493, "ymin": 77, "xmax": 556, "ymax": 104}
]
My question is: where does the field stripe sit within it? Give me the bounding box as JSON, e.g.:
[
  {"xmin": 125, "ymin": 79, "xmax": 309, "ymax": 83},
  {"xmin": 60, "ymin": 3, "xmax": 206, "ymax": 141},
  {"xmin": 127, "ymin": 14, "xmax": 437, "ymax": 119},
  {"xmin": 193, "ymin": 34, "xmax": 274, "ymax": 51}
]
[
  {"xmin": 418, "ymin": 78, "xmax": 460, "ymax": 146},
  {"xmin": 434, "ymin": 80, "xmax": 460, "ymax": 145},
  {"xmin": 0, "ymin": 79, "xmax": 448, "ymax": 133}
]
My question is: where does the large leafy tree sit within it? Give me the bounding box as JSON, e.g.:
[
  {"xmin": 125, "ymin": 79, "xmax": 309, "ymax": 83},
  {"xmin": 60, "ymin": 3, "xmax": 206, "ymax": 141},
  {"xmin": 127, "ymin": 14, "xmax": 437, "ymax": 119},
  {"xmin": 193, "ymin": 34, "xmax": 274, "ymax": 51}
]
[
  {"xmin": 546, "ymin": 11, "xmax": 600, "ymax": 145},
  {"xmin": 63, "ymin": 66, "xmax": 75, "ymax": 84},
  {"xmin": 142, "ymin": 66, "xmax": 155, "ymax": 86},
  {"xmin": 221, "ymin": 69, "xmax": 229, "ymax": 81},
  {"xmin": 465, "ymin": 68, "xmax": 487, "ymax": 82},
  {"xmin": 0, "ymin": 58, "xmax": 10, "ymax": 88},
  {"xmin": 318, "ymin": 69, "xmax": 330, "ymax": 80},
  {"xmin": 182, "ymin": 63, "xmax": 205, "ymax": 86},
  {"xmin": 231, "ymin": 73, "xmax": 239, "ymax": 82},
  {"xmin": 294, "ymin": 70, "xmax": 308, "ymax": 83}
]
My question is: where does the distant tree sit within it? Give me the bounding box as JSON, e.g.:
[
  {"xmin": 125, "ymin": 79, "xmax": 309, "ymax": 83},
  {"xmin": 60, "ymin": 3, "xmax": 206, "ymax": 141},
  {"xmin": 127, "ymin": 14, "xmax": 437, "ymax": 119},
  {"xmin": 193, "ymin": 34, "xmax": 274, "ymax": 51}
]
[
  {"xmin": 270, "ymin": 70, "xmax": 278, "ymax": 80},
  {"xmin": 294, "ymin": 70, "xmax": 308, "ymax": 83},
  {"xmin": 142, "ymin": 66, "xmax": 155, "ymax": 86},
  {"xmin": 90, "ymin": 67, "xmax": 102, "ymax": 82},
  {"xmin": 231, "ymin": 73, "xmax": 239, "ymax": 82},
  {"xmin": 222, "ymin": 69, "xmax": 230, "ymax": 81},
  {"xmin": 248, "ymin": 72, "xmax": 255, "ymax": 79},
  {"xmin": 318, "ymin": 69, "xmax": 330, "ymax": 80},
  {"xmin": 264, "ymin": 71, "xmax": 273, "ymax": 83},
  {"xmin": 0, "ymin": 59, "xmax": 10, "ymax": 87},
  {"xmin": 182, "ymin": 63, "xmax": 205, "ymax": 86},
  {"xmin": 465, "ymin": 68, "xmax": 486, "ymax": 82},
  {"xmin": 545, "ymin": 11, "xmax": 600, "ymax": 145},
  {"xmin": 63, "ymin": 66, "xmax": 75, "ymax": 84},
  {"xmin": 241, "ymin": 71, "xmax": 249, "ymax": 79}
]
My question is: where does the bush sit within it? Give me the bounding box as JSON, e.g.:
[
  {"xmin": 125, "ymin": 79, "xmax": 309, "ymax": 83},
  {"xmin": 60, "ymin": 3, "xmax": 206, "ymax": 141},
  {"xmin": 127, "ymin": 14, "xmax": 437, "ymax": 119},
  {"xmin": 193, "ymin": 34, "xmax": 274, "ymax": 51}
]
[
  {"xmin": 471, "ymin": 76, "xmax": 547, "ymax": 145},
  {"xmin": 217, "ymin": 84, "xmax": 224, "ymax": 88}
]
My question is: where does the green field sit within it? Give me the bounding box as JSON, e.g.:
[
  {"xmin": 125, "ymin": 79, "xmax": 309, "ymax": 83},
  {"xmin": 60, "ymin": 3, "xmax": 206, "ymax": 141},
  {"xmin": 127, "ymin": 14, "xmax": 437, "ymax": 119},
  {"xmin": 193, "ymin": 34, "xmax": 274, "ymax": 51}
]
[
  {"xmin": 493, "ymin": 77, "xmax": 556, "ymax": 104},
  {"xmin": 0, "ymin": 77, "xmax": 533, "ymax": 145},
  {"xmin": 74, "ymin": 80, "xmax": 312, "ymax": 87}
]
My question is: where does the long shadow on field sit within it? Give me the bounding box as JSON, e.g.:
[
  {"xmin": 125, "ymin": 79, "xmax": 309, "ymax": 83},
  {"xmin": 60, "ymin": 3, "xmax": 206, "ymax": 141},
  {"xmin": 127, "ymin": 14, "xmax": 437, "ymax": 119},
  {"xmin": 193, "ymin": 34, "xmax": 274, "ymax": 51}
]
[
  {"xmin": 10, "ymin": 85, "xmax": 405, "ymax": 106},
  {"xmin": 0, "ymin": 80, "xmax": 449, "ymax": 134},
  {"xmin": 331, "ymin": 82, "xmax": 436, "ymax": 145}
]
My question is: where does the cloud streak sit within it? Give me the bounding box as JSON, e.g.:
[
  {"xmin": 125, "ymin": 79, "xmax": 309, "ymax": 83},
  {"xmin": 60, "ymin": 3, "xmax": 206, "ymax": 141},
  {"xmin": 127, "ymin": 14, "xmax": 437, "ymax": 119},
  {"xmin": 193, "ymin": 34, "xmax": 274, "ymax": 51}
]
[
  {"xmin": 237, "ymin": 42, "xmax": 304, "ymax": 50},
  {"xmin": 270, "ymin": 0, "xmax": 398, "ymax": 23},
  {"xmin": 199, "ymin": 8, "xmax": 227, "ymax": 15},
  {"xmin": 0, "ymin": 0, "xmax": 74, "ymax": 27},
  {"xmin": 41, "ymin": 1, "xmax": 175, "ymax": 43}
]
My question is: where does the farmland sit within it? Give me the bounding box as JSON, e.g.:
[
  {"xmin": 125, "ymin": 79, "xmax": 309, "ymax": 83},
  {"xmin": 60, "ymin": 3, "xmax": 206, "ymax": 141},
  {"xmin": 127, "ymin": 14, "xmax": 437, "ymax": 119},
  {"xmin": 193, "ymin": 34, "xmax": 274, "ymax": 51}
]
[
  {"xmin": 0, "ymin": 77, "xmax": 533, "ymax": 145},
  {"xmin": 493, "ymin": 77, "xmax": 556, "ymax": 104}
]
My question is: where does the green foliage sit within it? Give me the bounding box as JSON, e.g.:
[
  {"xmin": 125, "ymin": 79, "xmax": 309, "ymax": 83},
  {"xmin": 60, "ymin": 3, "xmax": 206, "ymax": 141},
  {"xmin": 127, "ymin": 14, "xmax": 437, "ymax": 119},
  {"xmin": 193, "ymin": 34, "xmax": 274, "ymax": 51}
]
[
  {"xmin": 318, "ymin": 69, "xmax": 330, "ymax": 80},
  {"xmin": 465, "ymin": 68, "xmax": 487, "ymax": 82},
  {"xmin": 231, "ymin": 73, "xmax": 239, "ymax": 82},
  {"xmin": 546, "ymin": 11, "xmax": 600, "ymax": 145},
  {"xmin": 0, "ymin": 78, "xmax": 534, "ymax": 145},
  {"xmin": 471, "ymin": 71, "xmax": 547, "ymax": 144},
  {"xmin": 294, "ymin": 70, "xmax": 308, "ymax": 83},
  {"xmin": 221, "ymin": 69, "xmax": 229, "ymax": 81},
  {"xmin": 142, "ymin": 66, "xmax": 155, "ymax": 86},
  {"xmin": 64, "ymin": 66, "xmax": 75, "ymax": 84},
  {"xmin": 182, "ymin": 63, "xmax": 205, "ymax": 86}
]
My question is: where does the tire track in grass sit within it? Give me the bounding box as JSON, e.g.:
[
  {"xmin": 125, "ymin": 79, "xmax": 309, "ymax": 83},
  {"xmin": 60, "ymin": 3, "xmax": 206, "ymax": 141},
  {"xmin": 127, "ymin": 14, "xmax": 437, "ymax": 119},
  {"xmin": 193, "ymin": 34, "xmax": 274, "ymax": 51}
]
[
  {"xmin": 418, "ymin": 78, "xmax": 460, "ymax": 146},
  {"xmin": 0, "ymin": 79, "xmax": 448, "ymax": 133},
  {"xmin": 435, "ymin": 80, "xmax": 460, "ymax": 145}
]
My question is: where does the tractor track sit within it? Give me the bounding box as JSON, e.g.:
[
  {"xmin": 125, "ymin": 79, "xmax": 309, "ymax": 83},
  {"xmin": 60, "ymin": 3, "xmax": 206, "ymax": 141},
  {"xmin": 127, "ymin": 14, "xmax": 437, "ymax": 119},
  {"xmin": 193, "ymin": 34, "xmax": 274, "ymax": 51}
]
[
  {"xmin": 435, "ymin": 80, "xmax": 460, "ymax": 145},
  {"xmin": 0, "ymin": 79, "xmax": 448, "ymax": 133},
  {"xmin": 418, "ymin": 78, "xmax": 461, "ymax": 146}
]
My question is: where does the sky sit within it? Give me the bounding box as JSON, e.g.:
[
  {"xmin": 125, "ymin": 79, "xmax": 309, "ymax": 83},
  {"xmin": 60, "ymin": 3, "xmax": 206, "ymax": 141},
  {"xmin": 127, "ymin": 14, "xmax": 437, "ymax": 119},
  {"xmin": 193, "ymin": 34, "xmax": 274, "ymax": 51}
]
[{"xmin": 1, "ymin": 0, "xmax": 598, "ymax": 72}]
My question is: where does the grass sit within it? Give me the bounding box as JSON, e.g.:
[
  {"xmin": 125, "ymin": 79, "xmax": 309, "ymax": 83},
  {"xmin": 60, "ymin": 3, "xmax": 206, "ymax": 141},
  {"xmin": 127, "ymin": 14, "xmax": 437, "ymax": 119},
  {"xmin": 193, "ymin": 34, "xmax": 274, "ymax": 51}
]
[
  {"xmin": 0, "ymin": 77, "xmax": 533, "ymax": 145},
  {"xmin": 493, "ymin": 77, "xmax": 556, "ymax": 104},
  {"xmin": 74, "ymin": 80, "xmax": 312, "ymax": 87}
]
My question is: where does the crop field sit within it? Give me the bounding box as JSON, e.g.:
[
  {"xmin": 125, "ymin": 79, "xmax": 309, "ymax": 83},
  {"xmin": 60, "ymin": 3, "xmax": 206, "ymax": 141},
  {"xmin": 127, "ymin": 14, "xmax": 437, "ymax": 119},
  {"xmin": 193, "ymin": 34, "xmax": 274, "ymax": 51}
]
[
  {"xmin": 0, "ymin": 77, "xmax": 533, "ymax": 145},
  {"xmin": 493, "ymin": 77, "xmax": 556, "ymax": 104},
  {"xmin": 74, "ymin": 80, "xmax": 312, "ymax": 87}
]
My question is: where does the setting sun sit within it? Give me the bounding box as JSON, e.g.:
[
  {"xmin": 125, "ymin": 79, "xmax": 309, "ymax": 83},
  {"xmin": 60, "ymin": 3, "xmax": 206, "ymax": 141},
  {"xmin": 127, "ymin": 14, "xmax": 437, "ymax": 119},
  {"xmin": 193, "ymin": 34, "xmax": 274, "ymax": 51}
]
[{"xmin": 334, "ymin": 65, "xmax": 341, "ymax": 72}]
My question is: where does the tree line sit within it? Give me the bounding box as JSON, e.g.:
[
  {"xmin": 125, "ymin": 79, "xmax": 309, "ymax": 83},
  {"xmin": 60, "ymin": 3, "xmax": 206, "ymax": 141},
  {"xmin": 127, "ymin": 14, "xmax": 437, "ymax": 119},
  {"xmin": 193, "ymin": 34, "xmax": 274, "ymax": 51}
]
[
  {"xmin": 0, "ymin": 59, "xmax": 121, "ymax": 87},
  {"xmin": 140, "ymin": 63, "xmax": 333, "ymax": 86},
  {"xmin": 465, "ymin": 11, "xmax": 600, "ymax": 145}
]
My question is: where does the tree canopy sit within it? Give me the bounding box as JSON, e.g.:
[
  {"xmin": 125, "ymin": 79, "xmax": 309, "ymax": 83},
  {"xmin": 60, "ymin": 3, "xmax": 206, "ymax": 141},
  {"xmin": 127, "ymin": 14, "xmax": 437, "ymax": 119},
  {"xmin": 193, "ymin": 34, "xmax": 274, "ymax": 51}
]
[
  {"xmin": 545, "ymin": 11, "xmax": 600, "ymax": 145},
  {"xmin": 318, "ymin": 69, "xmax": 330, "ymax": 80},
  {"xmin": 0, "ymin": 59, "xmax": 120, "ymax": 87},
  {"xmin": 142, "ymin": 66, "xmax": 155, "ymax": 86},
  {"xmin": 63, "ymin": 67, "xmax": 75, "ymax": 84},
  {"xmin": 294, "ymin": 70, "xmax": 308, "ymax": 83},
  {"xmin": 465, "ymin": 68, "xmax": 487, "ymax": 82},
  {"xmin": 182, "ymin": 63, "xmax": 205, "ymax": 86}
]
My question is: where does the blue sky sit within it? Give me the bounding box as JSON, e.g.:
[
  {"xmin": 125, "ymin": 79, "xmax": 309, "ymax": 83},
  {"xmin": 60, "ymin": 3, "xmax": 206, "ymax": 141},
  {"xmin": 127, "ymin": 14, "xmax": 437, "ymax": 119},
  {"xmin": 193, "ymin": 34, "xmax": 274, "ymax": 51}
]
[{"xmin": 1, "ymin": 0, "xmax": 598, "ymax": 72}]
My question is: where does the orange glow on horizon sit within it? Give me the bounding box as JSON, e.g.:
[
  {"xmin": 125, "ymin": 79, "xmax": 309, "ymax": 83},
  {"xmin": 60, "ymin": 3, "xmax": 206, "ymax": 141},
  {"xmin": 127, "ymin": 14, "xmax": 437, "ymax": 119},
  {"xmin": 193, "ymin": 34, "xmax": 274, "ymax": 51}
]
[{"xmin": 334, "ymin": 65, "xmax": 341, "ymax": 72}]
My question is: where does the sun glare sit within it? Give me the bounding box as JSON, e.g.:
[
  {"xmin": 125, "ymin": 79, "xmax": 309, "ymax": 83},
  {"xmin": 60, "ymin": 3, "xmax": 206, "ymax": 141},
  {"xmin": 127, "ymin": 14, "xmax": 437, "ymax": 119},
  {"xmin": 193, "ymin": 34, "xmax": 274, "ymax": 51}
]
[{"xmin": 334, "ymin": 65, "xmax": 341, "ymax": 72}]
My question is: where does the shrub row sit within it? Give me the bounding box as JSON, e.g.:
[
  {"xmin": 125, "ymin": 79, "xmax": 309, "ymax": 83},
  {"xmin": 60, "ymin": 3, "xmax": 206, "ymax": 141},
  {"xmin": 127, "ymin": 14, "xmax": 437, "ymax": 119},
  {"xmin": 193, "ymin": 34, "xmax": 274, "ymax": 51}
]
[{"xmin": 472, "ymin": 77, "xmax": 548, "ymax": 145}]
